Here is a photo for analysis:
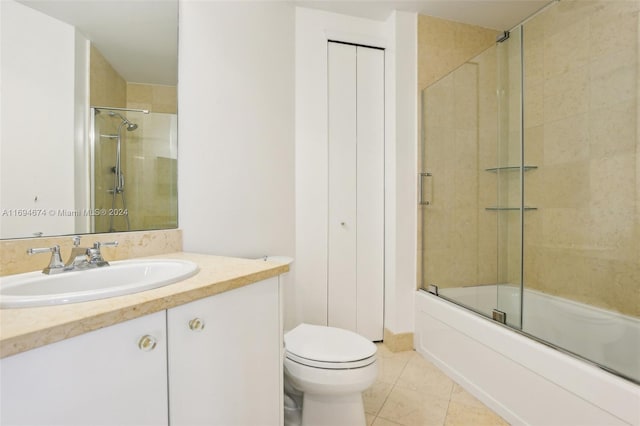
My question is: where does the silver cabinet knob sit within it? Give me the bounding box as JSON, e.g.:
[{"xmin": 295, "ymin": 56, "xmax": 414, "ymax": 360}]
[
  {"xmin": 189, "ymin": 318, "xmax": 205, "ymax": 331},
  {"xmin": 138, "ymin": 335, "xmax": 157, "ymax": 351}
]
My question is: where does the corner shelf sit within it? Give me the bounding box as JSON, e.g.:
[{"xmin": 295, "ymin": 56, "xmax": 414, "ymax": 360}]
[
  {"xmin": 485, "ymin": 207, "xmax": 537, "ymax": 211},
  {"xmin": 484, "ymin": 164, "xmax": 538, "ymax": 211},
  {"xmin": 485, "ymin": 165, "xmax": 537, "ymax": 173}
]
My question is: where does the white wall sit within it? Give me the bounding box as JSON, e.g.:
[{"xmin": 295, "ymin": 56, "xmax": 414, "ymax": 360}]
[
  {"xmin": 74, "ymin": 31, "xmax": 90, "ymax": 234},
  {"xmin": 178, "ymin": 0, "xmax": 295, "ymax": 259},
  {"xmin": 0, "ymin": 0, "xmax": 77, "ymax": 238},
  {"xmin": 295, "ymin": 7, "xmax": 387, "ymax": 328},
  {"xmin": 178, "ymin": 2, "xmax": 416, "ymax": 335},
  {"xmin": 178, "ymin": 0, "xmax": 295, "ymax": 326},
  {"xmin": 385, "ymin": 11, "xmax": 418, "ymax": 335},
  {"xmin": 295, "ymin": 7, "xmax": 417, "ymax": 334}
]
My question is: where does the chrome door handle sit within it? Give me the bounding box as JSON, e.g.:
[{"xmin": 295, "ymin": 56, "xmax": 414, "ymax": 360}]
[{"xmin": 419, "ymin": 172, "xmax": 432, "ymax": 205}]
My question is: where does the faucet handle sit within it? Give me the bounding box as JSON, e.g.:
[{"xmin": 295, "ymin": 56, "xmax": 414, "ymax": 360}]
[
  {"xmin": 72, "ymin": 236, "xmax": 81, "ymax": 247},
  {"xmin": 93, "ymin": 241, "xmax": 118, "ymax": 249},
  {"xmin": 27, "ymin": 245, "xmax": 65, "ymax": 274},
  {"xmin": 88, "ymin": 241, "xmax": 118, "ymax": 267}
]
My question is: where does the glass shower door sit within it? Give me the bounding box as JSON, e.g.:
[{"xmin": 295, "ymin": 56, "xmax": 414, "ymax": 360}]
[
  {"xmin": 420, "ymin": 28, "xmax": 524, "ymax": 328},
  {"xmin": 494, "ymin": 27, "xmax": 524, "ymax": 329}
]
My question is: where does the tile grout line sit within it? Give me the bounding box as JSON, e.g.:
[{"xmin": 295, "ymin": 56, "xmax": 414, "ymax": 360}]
[
  {"xmin": 373, "ymin": 349, "xmax": 416, "ymax": 422},
  {"xmin": 441, "ymin": 378, "xmax": 456, "ymax": 426}
]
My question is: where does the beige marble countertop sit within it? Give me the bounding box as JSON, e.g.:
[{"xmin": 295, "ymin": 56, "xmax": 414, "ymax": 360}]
[{"xmin": 0, "ymin": 252, "xmax": 289, "ymax": 358}]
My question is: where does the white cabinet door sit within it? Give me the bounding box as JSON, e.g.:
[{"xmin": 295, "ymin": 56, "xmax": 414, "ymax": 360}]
[
  {"xmin": 328, "ymin": 42, "xmax": 358, "ymax": 333},
  {"xmin": 168, "ymin": 277, "xmax": 281, "ymax": 426},
  {"xmin": 0, "ymin": 311, "xmax": 168, "ymax": 426},
  {"xmin": 355, "ymin": 46, "xmax": 385, "ymax": 341},
  {"xmin": 327, "ymin": 42, "xmax": 385, "ymax": 341}
]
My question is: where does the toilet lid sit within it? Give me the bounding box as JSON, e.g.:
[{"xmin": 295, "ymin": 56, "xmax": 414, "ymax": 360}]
[{"xmin": 284, "ymin": 323, "xmax": 377, "ymax": 364}]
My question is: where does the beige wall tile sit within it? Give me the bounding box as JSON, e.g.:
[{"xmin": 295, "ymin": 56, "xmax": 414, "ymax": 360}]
[
  {"xmin": 524, "ymin": 82, "xmax": 544, "ymax": 128},
  {"xmin": 543, "ymin": 0, "xmax": 600, "ymax": 39},
  {"xmin": 543, "ymin": 19, "xmax": 590, "ymax": 79},
  {"xmin": 543, "ymin": 113, "xmax": 590, "ymax": 165},
  {"xmin": 590, "ymin": 100, "xmax": 637, "ymax": 158},
  {"xmin": 421, "ymin": 0, "xmax": 639, "ymax": 318},
  {"xmin": 590, "ymin": 2, "xmax": 639, "ymax": 58},
  {"xmin": 90, "ymin": 45, "xmax": 126, "ymax": 108},
  {"xmin": 126, "ymin": 83, "xmax": 177, "ymax": 114},
  {"xmin": 543, "ymin": 65, "xmax": 590, "ymax": 121},
  {"xmin": 523, "ymin": 0, "xmax": 638, "ymax": 316},
  {"xmin": 590, "ymin": 61, "xmax": 637, "ymax": 110},
  {"xmin": 418, "ymin": 15, "xmax": 498, "ymax": 90}
]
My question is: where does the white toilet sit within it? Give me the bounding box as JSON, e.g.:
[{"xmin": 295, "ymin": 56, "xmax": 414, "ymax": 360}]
[{"xmin": 283, "ymin": 323, "xmax": 378, "ymax": 426}]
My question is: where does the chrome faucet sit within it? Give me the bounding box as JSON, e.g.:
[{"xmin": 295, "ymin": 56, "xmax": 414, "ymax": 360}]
[
  {"xmin": 86, "ymin": 241, "xmax": 118, "ymax": 267},
  {"xmin": 26, "ymin": 245, "xmax": 65, "ymax": 274},
  {"xmin": 27, "ymin": 237, "xmax": 118, "ymax": 274}
]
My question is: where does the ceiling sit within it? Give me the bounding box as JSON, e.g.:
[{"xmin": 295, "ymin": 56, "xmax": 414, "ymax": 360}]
[
  {"xmin": 17, "ymin": 0, "xmax": 552, "ymax": 86},
  {"xmin": 297, "ymin": 0, "xmax": 552, "ymax": 30},
  {"xmin": 17, "ymin": 0, "xmax": 178, "ymax": 86}
]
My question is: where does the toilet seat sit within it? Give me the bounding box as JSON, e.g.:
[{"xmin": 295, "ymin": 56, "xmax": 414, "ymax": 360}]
[
  {"xmin": 286, "ymin": 351, "xmax": 376, "ymax": 369},
  {"xmin": 284, "ymin": 323, "xmax": 377, "ymax": 370}
]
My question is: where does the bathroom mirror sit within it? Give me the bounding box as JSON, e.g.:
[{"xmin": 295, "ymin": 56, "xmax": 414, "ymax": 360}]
[{"xmin": 0, "ymin": 0, "xmax": 178, "ymax": 239}]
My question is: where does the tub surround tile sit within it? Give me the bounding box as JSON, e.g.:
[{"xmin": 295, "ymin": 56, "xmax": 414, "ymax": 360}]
[
  {"xmin": 543, "ymin": 19, "xmax": 590, "ymax": 79},
  {"xmin": 589, "ymin": 100, "xmax": 636, "ymax": 159},
  {"xmin": 127, "ymin": 82, "xmax": 177, "ymax": 114},
  {"xmin": 0, "ymin": 251, "xmax": 288, "ymax": 358},
  {"xmin": 417, "ymin": 15, "xmax": 498, "ymax": 91},
  {"xmin": 90, "ymin": 44, "xmax": 126, "ymax": 108},
  {"xmin": 521, "ymin": 0, "xmax": 640, "ymax": 318}
]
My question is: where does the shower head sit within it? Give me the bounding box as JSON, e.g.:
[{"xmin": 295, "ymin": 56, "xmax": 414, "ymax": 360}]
[{"xmin": 108, "ymin": 111, "xmax": 138, "ymax": 132}]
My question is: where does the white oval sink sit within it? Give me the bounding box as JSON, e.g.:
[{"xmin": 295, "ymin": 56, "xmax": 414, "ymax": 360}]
[{"xmin": 0, "ymin": 259, "xmax": 199, "ymax": 309}]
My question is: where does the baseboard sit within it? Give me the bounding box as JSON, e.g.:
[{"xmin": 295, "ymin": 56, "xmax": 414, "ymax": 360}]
[{"xmin": 383, "ymin": 328, "xmax": 414, "ymax": 352}]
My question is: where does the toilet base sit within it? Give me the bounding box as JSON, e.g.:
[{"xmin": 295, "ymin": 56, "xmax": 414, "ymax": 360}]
[{"xmin": 301, "ymin": 392, "xmax": 366, "ymax": 426}]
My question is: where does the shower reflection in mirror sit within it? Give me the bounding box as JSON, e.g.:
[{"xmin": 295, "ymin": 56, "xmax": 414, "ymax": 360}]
[{"xmin": 91, "ymin": 107, "xmax": 177, "ymax": 233}]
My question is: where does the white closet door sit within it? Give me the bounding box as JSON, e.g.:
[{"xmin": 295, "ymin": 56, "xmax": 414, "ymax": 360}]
[
  {"xmin": 328, "ymin": 42, "xmax": 384, "ymax": 341},
  {"xmin": 356, "ymin": 46, "xmax": 384, "ymax": 341},
  {"xmin": 328, "ymin": 42, "xmax": 358, "ymax": 332}
]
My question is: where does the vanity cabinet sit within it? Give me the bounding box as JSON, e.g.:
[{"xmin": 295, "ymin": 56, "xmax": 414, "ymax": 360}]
[
  {"xmin": 0, "ymin": 277, "xmax": 283, "ymax": 426},
  {"xmin": 167, "ymin": 276, "xmax": 282, "ymax": 425},
  {"xmin": 0, "ymin": 311, "xmax": 168, "ymax": 426}
]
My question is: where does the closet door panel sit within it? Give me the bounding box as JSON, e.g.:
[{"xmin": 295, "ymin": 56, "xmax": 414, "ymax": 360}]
[
  {"xmin": 356, "ymin": 46, "xmax": 385, "ymax": 341},
  {"xmin": 327, "ymin": 42, "xmax": 357, "ymax": 331}
]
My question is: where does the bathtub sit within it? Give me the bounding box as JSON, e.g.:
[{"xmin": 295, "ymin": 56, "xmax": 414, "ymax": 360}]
[{"xmin": 415, "ymin": 288, "xmax": 640, "ymax": 425}]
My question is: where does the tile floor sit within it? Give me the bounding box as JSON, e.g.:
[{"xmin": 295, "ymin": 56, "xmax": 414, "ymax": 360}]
[{"xmin": 363, "ymin": 344, "xmax": 509, "ymax": 426}]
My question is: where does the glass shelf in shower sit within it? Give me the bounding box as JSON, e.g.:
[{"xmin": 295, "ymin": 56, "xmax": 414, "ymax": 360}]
[
  {"xmin": 485, "ymin": 165, "xmax": 538, "ymax": 172},
  {"xmin": 485, "ymin": 206, "xmax": 538, "ymax": 211}
]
